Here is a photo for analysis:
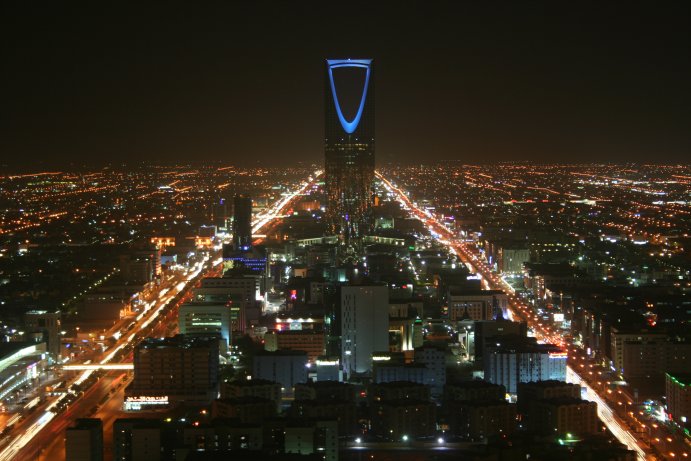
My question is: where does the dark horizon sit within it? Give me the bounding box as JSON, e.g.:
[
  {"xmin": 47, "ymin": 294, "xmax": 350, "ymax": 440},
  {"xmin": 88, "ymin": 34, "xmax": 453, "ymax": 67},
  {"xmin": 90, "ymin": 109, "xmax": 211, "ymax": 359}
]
[{"xmin": 1, "ymin": 2, "xmax": 690, "ymax": 168}]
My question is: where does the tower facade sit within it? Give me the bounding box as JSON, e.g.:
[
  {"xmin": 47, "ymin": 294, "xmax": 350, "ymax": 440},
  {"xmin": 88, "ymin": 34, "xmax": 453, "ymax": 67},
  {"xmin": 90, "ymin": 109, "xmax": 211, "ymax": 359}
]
[
  {"xmin": 232, "ymin": 194, "xmax": 252, "ymax": 251},
  {"xmin": 324, "ymin": 59, "xmax": 375, "ymax": 242}
]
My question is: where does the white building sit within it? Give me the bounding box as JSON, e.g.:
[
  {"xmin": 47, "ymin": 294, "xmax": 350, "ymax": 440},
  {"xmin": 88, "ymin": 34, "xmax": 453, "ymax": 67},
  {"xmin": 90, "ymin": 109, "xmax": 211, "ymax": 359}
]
[
  {"xmin": 340, "ymin": 285, "xmax": 389, "ymax": 377},
  {"xmin": 484, "ymin": 341, "xmax": 566, "ymax": 393},
  {"xmin": 178, "ymin": 302, "xmax": 231, "ymax": 350}
]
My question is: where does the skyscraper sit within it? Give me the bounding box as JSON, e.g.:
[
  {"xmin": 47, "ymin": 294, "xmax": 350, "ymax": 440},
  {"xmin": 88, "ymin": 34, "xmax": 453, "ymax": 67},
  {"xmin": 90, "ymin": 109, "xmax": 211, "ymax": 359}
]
[
  {"xmin": 324, "ymin": 59, "xmax": 375, "ymax": 243},
  {"xmin": 340, "ymin": 285, "xmax": 389, "ymax": 376},
  {"xmin": 232, "ymin": 194, "xmax": 252, "ymax": 251}
]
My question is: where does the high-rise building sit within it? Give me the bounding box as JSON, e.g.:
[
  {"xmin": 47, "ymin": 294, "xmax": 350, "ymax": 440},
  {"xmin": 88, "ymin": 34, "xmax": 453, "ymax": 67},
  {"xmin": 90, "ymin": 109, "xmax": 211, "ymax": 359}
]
[
  {"xmin": 178, "ymin": 302, "xmax": 231, "ymax": 350},
  {"xmin": 232, "ymin": 194, "xmax": 252, "ymax": 251},
  {"xmin": 324, "ymin": 59, "xmax": 375, "ymax": 242},
  {"xmin": 484, "ymin": 340, "xmax": 567, "ymax": 393},
  {"xmin": 125, "ymin": 335, "xmax": 220, "ymax": 408},
  {"xmin": 340, "ymin": 284, "xmax": 388, "ymax": 376}
]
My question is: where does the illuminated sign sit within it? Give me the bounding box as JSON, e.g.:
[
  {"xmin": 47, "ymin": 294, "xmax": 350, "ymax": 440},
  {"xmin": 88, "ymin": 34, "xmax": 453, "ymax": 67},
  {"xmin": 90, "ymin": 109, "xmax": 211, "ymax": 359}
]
[
  {"xmin": 124, "ymin": 395, "xmax": 169, "ymax": 411},
  {"xmin": 372, "ymin": 355, "xmax": 391, "ymax": 362},
  {"xmin": 326, "ymin": 59, "xmax": 372, "ymax": 134},
  {"xmin": 126, "ymin": 396, "xmax": 169, "ymax": 403},
  {"xmin": 553, "ymin": 313, "xmax": 565, "ymax": 322},
  {"xmin": 549, "ymin": 352, "xmax": 568, "ymax": 359}
]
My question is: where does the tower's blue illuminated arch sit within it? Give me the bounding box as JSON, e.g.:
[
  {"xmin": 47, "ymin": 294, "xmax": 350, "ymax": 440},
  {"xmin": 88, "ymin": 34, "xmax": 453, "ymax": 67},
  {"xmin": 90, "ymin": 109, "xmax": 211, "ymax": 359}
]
[{"xmin": 326, "ymin": 59, "xmax": 372, "ymax": 134}]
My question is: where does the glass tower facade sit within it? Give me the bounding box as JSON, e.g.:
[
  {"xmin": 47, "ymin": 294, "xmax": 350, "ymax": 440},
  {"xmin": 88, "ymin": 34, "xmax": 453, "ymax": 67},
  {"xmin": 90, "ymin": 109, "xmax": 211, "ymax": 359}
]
[
  {"xmin": 232, "ymin": 194, "xmax": 252, "ymax": 251},
  {"xmin": 324, "ymin": 59, "xmax": 375, "ymax": 243}
]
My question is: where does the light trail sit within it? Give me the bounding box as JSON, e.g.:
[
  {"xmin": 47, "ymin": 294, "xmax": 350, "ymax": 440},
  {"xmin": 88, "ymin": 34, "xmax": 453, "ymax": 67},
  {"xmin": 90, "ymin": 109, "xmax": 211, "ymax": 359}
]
[
  {"xmin": 0, "ymin": 171, "xmax": 325, "ymax": 461},
  {"xmin": 251, "ymin": 170, "xmax": 322, "ymax": 234},
  {"xmin": 377, "ymin": 171, "xmax": 647, "ymax": 460},
  {"xmin": 567, "ymin": 367, "xmax": 646, "ymax": 460},
  {"xmin": 63, "ymin": 364, "xmax": 133, "ymax": 371}
]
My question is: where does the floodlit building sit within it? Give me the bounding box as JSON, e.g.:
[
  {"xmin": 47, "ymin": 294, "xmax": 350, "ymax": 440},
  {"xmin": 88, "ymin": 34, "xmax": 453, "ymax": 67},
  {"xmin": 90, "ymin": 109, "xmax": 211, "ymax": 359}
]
[
  {"xmin": 324, "ymin": 58, "xmax": 375, "ymax": 241},
  {"xmin": 340, "ymin": 284, "xmax": 389, "ymax": 376},
  {"xmin": 484, "ymin": 340, "xmax": 566, "ymax": 393}
]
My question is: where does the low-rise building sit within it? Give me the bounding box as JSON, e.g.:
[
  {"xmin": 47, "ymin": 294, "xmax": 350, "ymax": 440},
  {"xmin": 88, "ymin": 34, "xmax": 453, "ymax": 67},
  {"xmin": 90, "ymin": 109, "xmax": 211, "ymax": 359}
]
[
  {"xmin": 294, "ymin": 381, "xmax": 355, "ymax": 402},
  {"xmin": 371, "ymin": 399, "xmax": 437, "ymax": 439},
  {"xmin": 221, "ymin": 378, "xmax": 281, "ymax": 406},
  {"xmin": 448, "ymin": 400, "xmax": 517, "ymax": 440},
  {"xmin": 369, "ymin": 381, "xmax": 430, "ymax": 404},
  {"xmin": 290, "ymin": 399, "xmax": 357, "ymax": 435},
  {"xmin": 211, "ymin": 396, "xmax": 277, "ymax": 424},
  {"xmin": 253, "ymin": 350, "xmax": 307, "ymax": 395},
  {"xmin": 528, "ymin": 397, "xmax": 598, "ymax": 436},
  {"xmin": 517, "ymin": 380, "xmax": 581, "ymax": 414},
  {"xmin": 444, "ymin": 380, "xmax": 506, "ymax": 403}
]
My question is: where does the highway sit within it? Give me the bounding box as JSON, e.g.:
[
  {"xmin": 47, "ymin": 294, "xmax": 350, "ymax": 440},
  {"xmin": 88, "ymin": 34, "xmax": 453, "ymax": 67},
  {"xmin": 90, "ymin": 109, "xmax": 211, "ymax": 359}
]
[
  {"xmin": 376, "ymin": 171, "xmax": 649, "ymax": 461},
  {"xmin": 2, "ymin": 170, "xmax": 323, "ymax": 461}
]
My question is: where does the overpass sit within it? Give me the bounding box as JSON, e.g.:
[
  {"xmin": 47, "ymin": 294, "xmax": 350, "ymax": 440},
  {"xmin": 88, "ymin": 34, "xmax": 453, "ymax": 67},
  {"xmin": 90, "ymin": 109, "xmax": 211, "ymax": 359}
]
[{"xmin": 62, "ymin": 363, "xmax": 133, "ymax": 371}]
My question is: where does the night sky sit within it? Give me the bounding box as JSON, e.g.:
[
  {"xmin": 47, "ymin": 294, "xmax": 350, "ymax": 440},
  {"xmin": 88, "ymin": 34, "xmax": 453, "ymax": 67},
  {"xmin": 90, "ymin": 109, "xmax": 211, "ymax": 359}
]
[{"xmin": 1, "ymin": 2, "xmax": 689, "ymax": 168}]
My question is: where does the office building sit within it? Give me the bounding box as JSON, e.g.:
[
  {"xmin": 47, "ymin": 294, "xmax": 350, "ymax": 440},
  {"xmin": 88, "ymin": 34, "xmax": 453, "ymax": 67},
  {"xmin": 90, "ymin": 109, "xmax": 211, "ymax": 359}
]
[
  {"xmin": 414, "ymin": 345, "xmax": 446, "ymax": 395},
  {"xmin": 233, "ymin": 194, "xmax": 253, "ymax": 251},
  {"xmin": 324, "ymin": 58, "xmax": 375, "ymax": 241},
  {"xmin": 340, "ymin": 285, "xmax": 389, "ymax": 376},
  {"xmin": 252, "ymin": 350, "xmax": 308, "ymax": 394},
  {"xmin": 484, "ymin": 340, "xmax": 567, "ymax": 393},
  {"xmin": 447, "ymin": 289, "xmax": 508, "ymax": 321},
  {"xmin": 24, "ymin": 310, "xmax": 61, "ymax": 357},
  {"xmin": 666, "ymin": 373, "xmax": 691, "ymax": 427},
  {"xmin": 264, "ymin": 329, "xmax": 325, "ymax": 363},
  {"xmin": 66, "ymin": 418, "xmax": 103, "ymax": 461},
  {"xmin": 473, "ymin": 320, "xmax": 527, "ymax": 360},
  {"xmin": 316, "ymin": 356, "xmax": 342, "ymax": 382},
  {"xmin": 113, "ymin": 419, "xmax": 162, "ymax": 461},
  {"xmin": 178, "ymin": 302, "xmax": 231, "ymax": 349},
  {"xmin": 126, "ymin": 335, "xmax": 219, "ymax": 407}
]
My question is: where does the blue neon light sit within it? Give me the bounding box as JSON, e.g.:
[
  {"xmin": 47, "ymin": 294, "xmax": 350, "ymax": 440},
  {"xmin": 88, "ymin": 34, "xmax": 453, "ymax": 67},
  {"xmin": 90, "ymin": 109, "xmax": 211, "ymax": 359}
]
[{"xmin": 327, "ymin": 59, "xmax": 372, "ymax": 134}]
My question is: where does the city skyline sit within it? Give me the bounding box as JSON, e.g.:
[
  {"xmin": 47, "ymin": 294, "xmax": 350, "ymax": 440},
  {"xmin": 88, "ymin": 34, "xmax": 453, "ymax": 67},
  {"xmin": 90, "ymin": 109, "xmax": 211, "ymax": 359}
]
[
  {"xmin": 0, "ymin": 3, "xmax": 689, "ymax": 461},
  {"xmin": 1, "ymin": 2, "xmax": 690, "ymax": 169}
]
